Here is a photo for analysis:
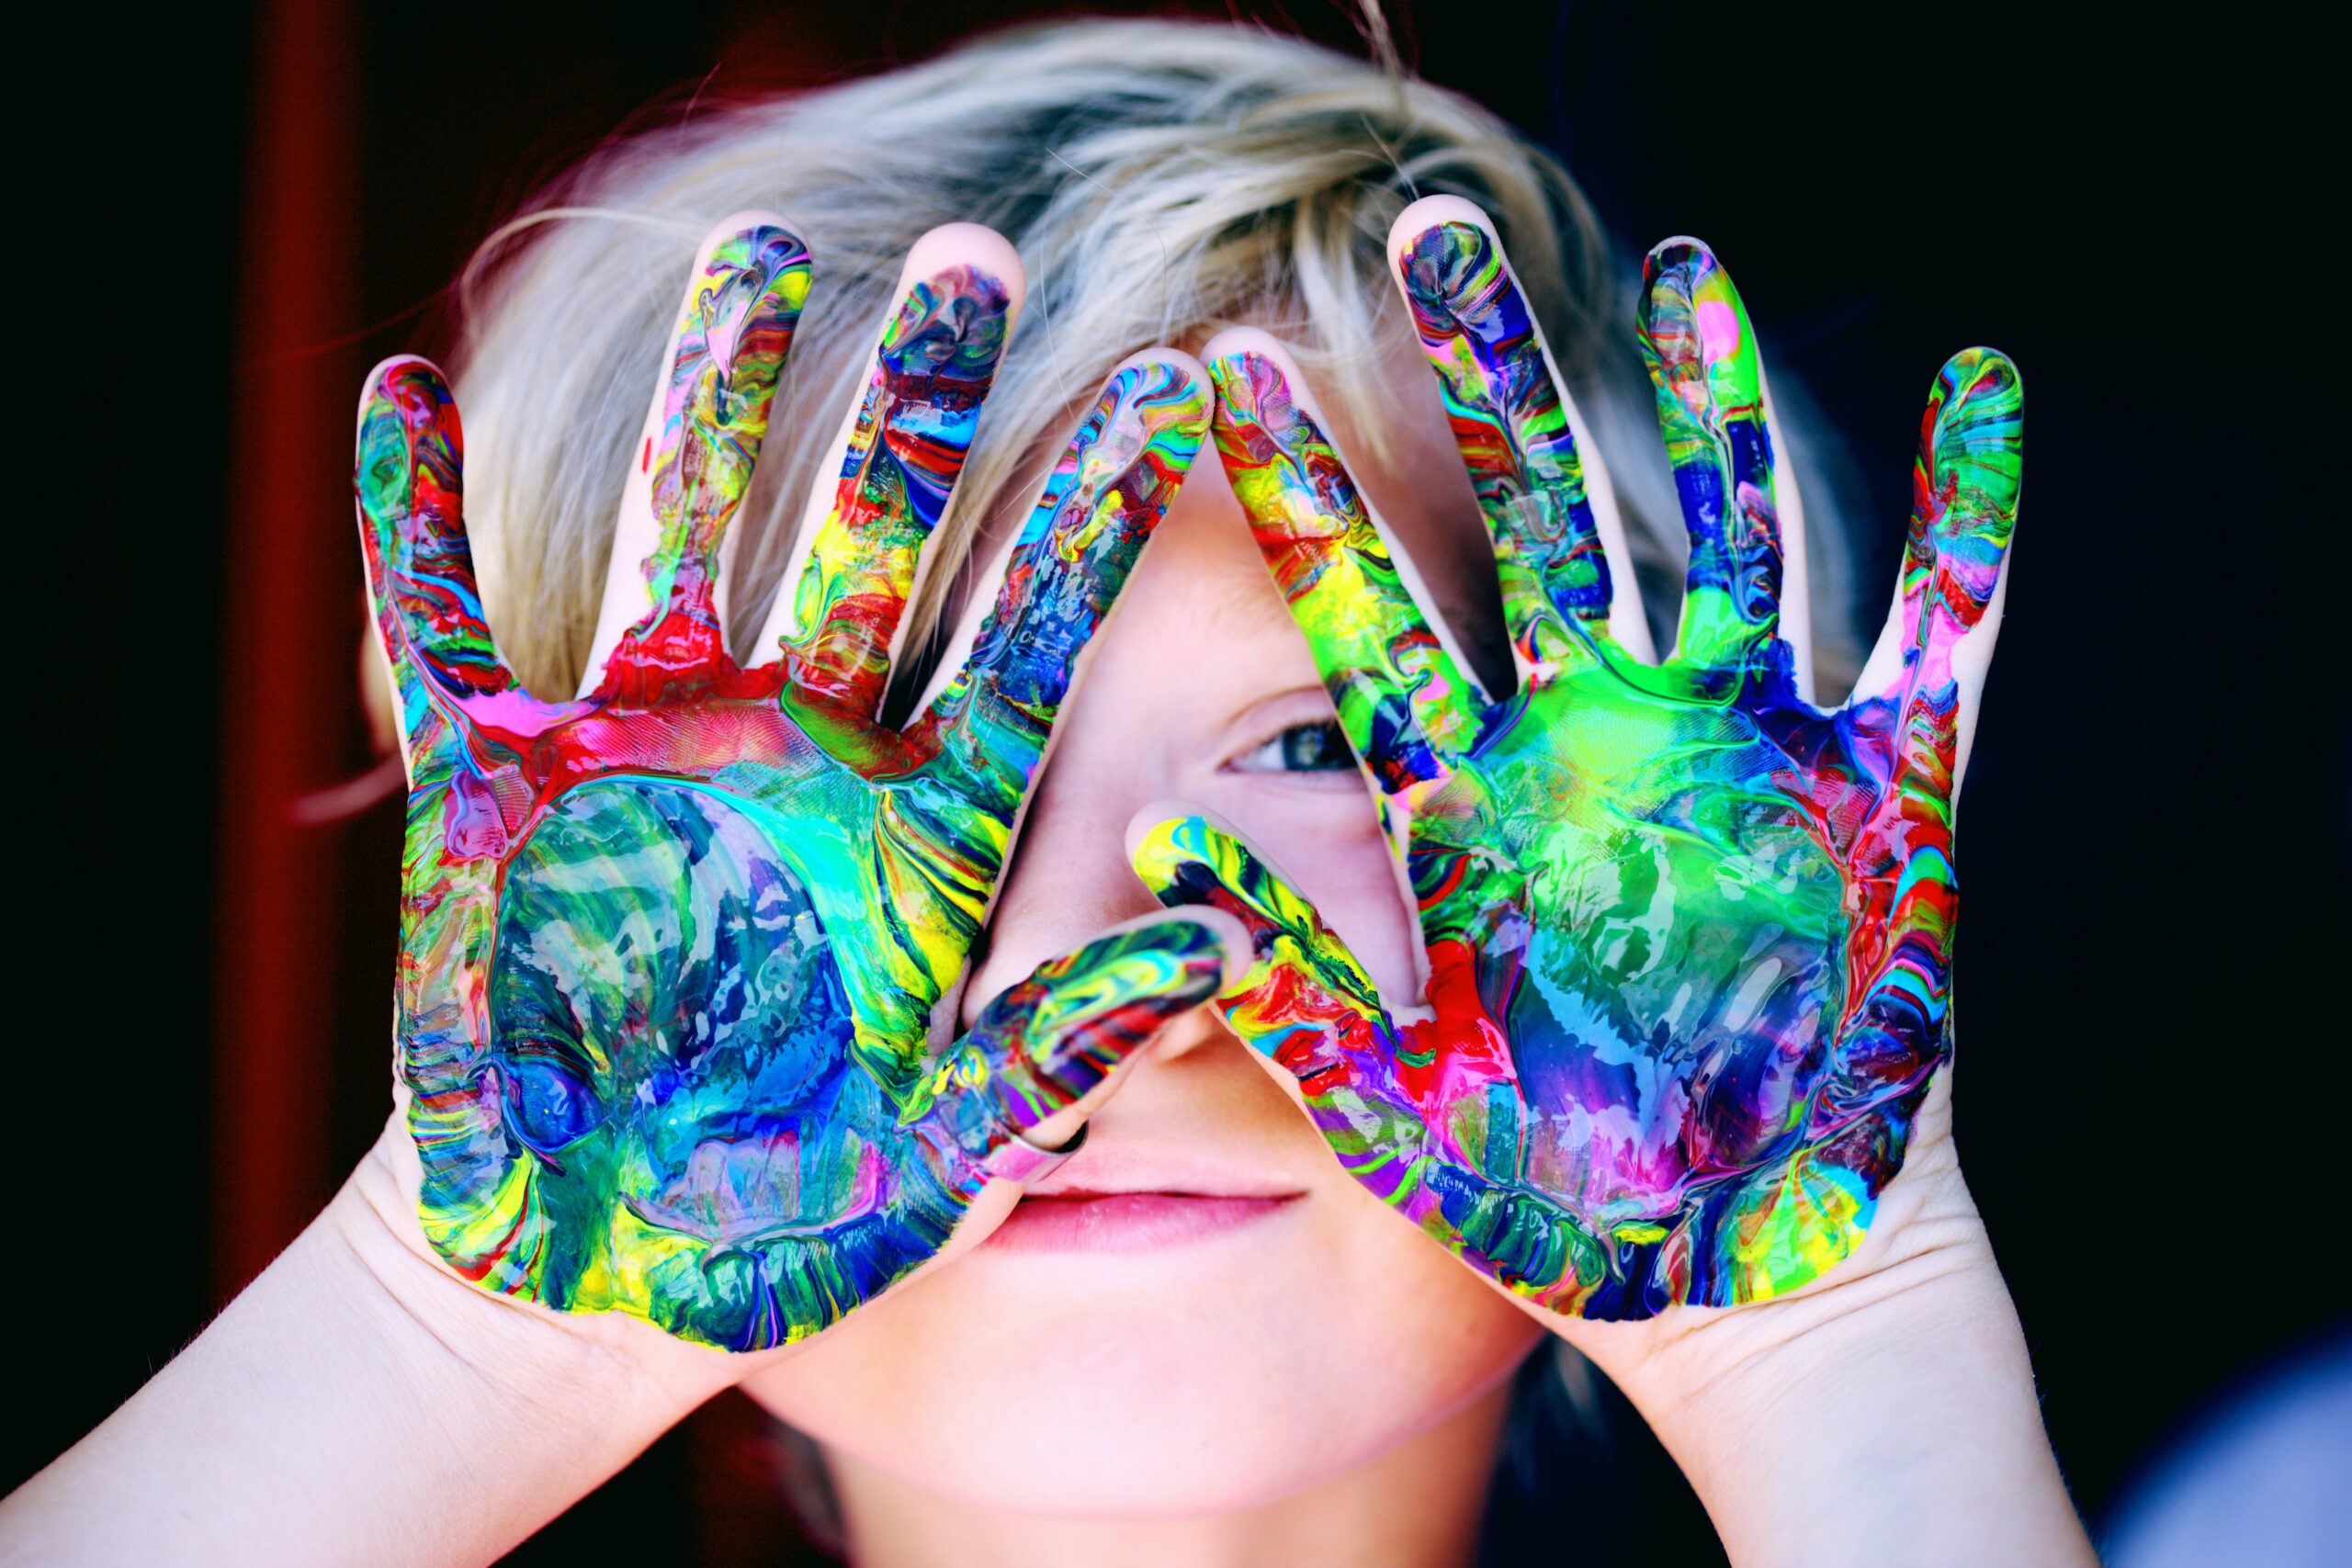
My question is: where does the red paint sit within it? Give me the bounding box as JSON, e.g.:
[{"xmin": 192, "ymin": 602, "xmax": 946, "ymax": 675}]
[{"xmin": 1396, "ymin": 939, "xmax": 1514, "ymax": 1114}]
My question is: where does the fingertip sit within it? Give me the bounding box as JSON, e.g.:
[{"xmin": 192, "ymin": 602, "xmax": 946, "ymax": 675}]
[
  {"xmin": 873, "ymin": 240, "xmax": 1019, "ymax": 407},
  {"xmin": 1198, "ymin": 329, "xmax": 1338, "ymax": 438},
  {"xmin": 905, "ymin": 352, "xmax": 1209, "ymax": 761},
  {"xmin": 1938, "ymin": 346, "xmax": 2026, "ymax": 425},
  {"xmin": 654, "ymin": 218, "xmax": 811, "ymax": 431},
  {"xmin": 1122, "ymin": 799, "xmax": 1238, "ymax": 870},
  {"xmin": 683, "ymin": 218, "xmax": 815, "ymax": 363},
  {"xmin": 1639, "ymin": 237, "xmax": 1753, "ymax": 368},
  {"xmin": 1058, "ymin": 352, "xmax": 1213, "ymax": 487},
  {"xmin": 1123, "ymin": 807, "xmax": 1204, "ymax": 891},
  {"xmin": 902, "ymin": 220, "xmax": 1027, "ymax": 317},
  {"xmin": 1115, "ymin": 822, "xmax": 1266, "ymax": 998},
  {"xmin": 1104, "ymin": 345, "xmax": 1212, "ymax": 423},
  {"xmin": 1200, "ymin": 328, "xmax": 1280, "ymax": 406},
  {"xmin": 361, "ymin": 352, "xmax": 446, "ymax": 393},
  {"xmin": 1638, "ymin": 236, "xmax": 1721, "ymax": 322},
  {"xmin": 1064, "ymin": 911, "xmax": 1229, "ymax": 1007},
  {"xmin": 1925, "ymin": 347, "xmax": 2026, "ymax": 512},
  {"xmin": 356, "ymin": 355, "xmax": 455, "ymax": 438},
  {"xmin": 1199, "ymin": 324, "xmax": 1291, "ymax": 377},
  {"xmin": 355, "ymin": 357, "xmax": 464, "ymax": 538},
  {"xmin": 1867, "ymin": 346, "xmax": 2023, "ymax": 725},
  {"xmin": 967, "ymin": 911, "xmax": 1241, "ymax": 1156},
  {"xmin": 1642, "ymin": 234, "xmax": 1723, "ymax": 284},
  {"xmin": 1386, "ymin": 193, "xmax": 1499, "ymax": 272},
  {"xmin": 690, "ymin": 211, "xmax": 814, "ymax": 299},
  {"xmin": 1933, "ymin": 346, "xmax": 2024, "ymax": 411},
  {"xmin": 880, "ymin": 229, "xmax": 1020, "ymax": 394},
  {"xmin": 699, "ymin": 209, "xmax": 809, "ymax": 257},
  {"xmin": 1396, "ymin": 222, "xmax": 1502, "ymax": 317}
]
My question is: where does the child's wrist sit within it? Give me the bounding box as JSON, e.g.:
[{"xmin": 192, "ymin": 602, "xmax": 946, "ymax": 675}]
[
  {"xmin": 1554, "ymin": 1147, "xmax": 2093, "ymax": 1568},
  {"xmin": 339, "ymin": 1114, "xmax": 741, "ymax": 1427}
]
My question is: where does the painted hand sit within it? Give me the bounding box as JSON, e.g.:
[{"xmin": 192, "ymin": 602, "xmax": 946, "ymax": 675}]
[
  {"xmin": 1137, "ymin": 203, "xmax": 2020, "ymax": 1319},
  {"xmin": 358, "ymin": 217, "xmax": 1221, "ymax": 1349}
]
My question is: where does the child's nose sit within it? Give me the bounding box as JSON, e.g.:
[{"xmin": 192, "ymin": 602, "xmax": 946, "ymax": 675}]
[{"xmin": 957, "ymin": 778, "xmax": 1166, "ymax": 1027}]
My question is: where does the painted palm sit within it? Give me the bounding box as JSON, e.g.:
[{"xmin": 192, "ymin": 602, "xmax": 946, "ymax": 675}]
[
  {"xmin": 358, "ymin": 223, "xmax": 1219, "ymax": 1349},
  {"xmin": 1141, "ymin": 221, "xmax": 2020, "ymax": 1318}
]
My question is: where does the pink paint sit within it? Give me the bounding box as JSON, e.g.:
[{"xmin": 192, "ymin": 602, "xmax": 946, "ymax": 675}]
[{"xmin": 1697, "ymin": 298, "xmax": 1743, "ymax": 362}]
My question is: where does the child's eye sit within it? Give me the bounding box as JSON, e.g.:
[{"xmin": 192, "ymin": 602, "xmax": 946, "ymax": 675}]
[{"xmin": 1228, "ymin": 720, "xmax": 1355, "ymax": 774}]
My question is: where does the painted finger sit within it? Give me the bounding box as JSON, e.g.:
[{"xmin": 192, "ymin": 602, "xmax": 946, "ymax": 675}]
[
  {"xmin": 907, "ymin": 353, "xmax": 1211, "ymax": 810},
  {"xmin": 1637, "ymin": 238, "xmax": 1785, "ymax": 674},
  {"xmin": 582, "ymin": 216, "xmax": 810, "ymax": 702},
  {"xmin": 1388, "ymin": 196, "xmax": 1648, "ymax": 674},
  {"xmin": 1760, "ymin": 374, "xmax": 1819, "ymax": 703},
  {"xmin": 1849, "ymin": 348, "xmax": 2024, "ymax": 796},
  {"xmin": 922, "ymin": 913, "xmax": 1233, "ymax": 1177},
  {"xmin": 1131, "ymin": 811, "xmax": 1577, "ymax": 1279},
  {"xmin": 1127, "ymin": 811, "xmax": 1393, "ymax": 1092},
  {"xmin": 353, "ymin": 356, "xmax": 521, "ymax": 762},
  {"xmin": 1204, "ymin": 331, "xmax": 1486, "ymax": 791},
  {"xmin": 759, "ymin": 224, "xmax": 1022, "ymax": 728}
]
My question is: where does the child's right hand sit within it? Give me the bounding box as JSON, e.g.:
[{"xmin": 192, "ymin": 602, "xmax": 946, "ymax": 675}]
[{"xmin": 357, "ymin": 214, "xmax": 1229, "ymax": 1355}]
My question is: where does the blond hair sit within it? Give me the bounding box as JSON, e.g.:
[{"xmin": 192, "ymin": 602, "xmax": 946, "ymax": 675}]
[{"xmin": 451, "ymin": 17, "xmax": 1860, "ymax": 704}]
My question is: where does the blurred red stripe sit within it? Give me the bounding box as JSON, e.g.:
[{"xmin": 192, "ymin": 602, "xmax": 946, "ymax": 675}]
[{"xmin": 215, "ymin": 0, "xmax": 361, "ymax": 1298}]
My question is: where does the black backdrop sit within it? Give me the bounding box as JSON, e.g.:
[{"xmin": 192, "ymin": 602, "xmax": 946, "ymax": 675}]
[{"xmin": 43, "ymin": 2, "xmax": 2345, "ymax": 1561}]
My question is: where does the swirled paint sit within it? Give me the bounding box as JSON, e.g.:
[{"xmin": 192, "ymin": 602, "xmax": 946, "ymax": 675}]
[
  {"xmin": 357, "ymin": 221, "xmax": 1218, "ymax": 1348},
  {"xmin": 1150, "ymin": 225, "xmax": 2021, "ymax": 1318}
]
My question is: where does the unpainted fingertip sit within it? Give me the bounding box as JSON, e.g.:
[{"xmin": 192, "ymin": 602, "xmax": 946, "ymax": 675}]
[
  {"xmin": 1198, "ymin": 323, "xmax": 1291, "ymax": 370},
  {"xmin": 901, "ymin": 220, "xmax": 1027, "ymax": 314}
]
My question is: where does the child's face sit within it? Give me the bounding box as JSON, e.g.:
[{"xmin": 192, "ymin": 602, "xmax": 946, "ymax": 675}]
[{"xmin": 738, "ymin": 359, "xmax": 1544, "ymax": 1513}]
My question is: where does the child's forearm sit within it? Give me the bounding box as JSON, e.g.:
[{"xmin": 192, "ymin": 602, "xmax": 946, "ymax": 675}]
[{"xmin": 3, "ymin": 1141, "xmax": 718, "ymax": 1566}]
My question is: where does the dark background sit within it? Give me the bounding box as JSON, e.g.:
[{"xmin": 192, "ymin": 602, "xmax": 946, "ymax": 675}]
[{"xmin": 39, "ymin": 2, "xmax": 2343, "ymax": 1562}]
